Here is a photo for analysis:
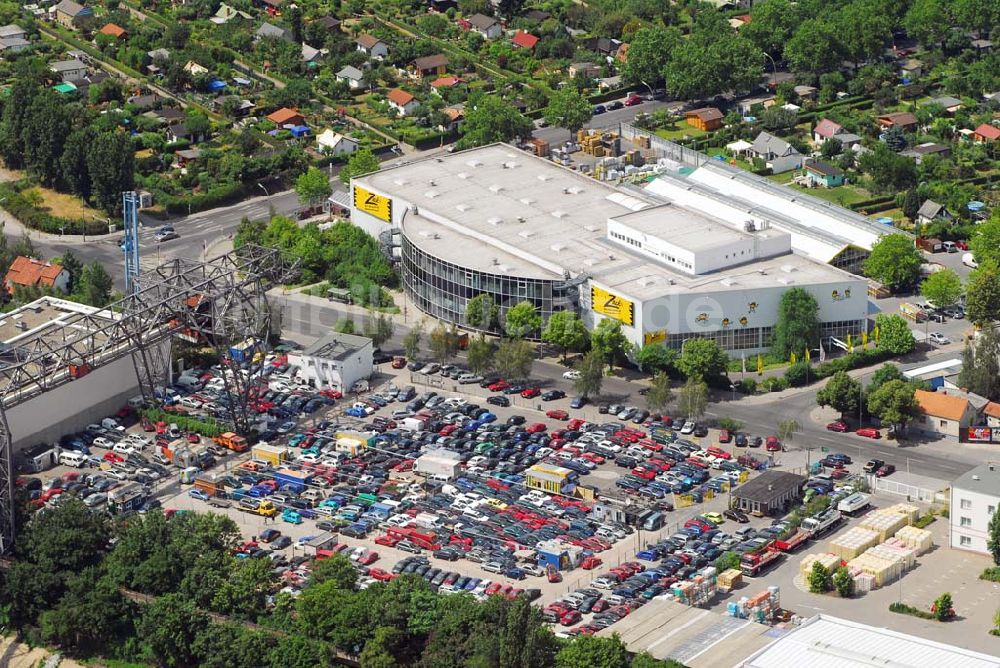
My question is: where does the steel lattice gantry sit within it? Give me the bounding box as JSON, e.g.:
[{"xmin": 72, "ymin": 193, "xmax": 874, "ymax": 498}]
[{"xmin": 0, "ymin": 245, "xmax": 298, "ymax": 553}]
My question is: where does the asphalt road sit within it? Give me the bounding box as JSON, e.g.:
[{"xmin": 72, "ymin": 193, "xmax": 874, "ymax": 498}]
[{"xmin": 532, "ymin": 98, "xmax": 682, "ymax": 146}]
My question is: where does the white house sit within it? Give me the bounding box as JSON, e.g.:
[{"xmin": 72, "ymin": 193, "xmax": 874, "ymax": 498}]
[
  {"xmin": 748, "ymin": 131, "xmax": 803, "ymax": 174},
  {"xmin": 386, "ymin": 88, "xmax": 419, "ymax": 116},
  {"xmin": 950, "ymin": 462, "xmax": 1000, "ymax": 555},
  {"xmin": 467, "ymin": 13, "xmax": 501, "ymax": 39},
  {"xmin": 288, "ymin": 332, "xmax": 373, "ymax": 393},
  {"xmin": 356, "ymin": 34, "xmax": 389, "ymax": 59},
  {"xmin": 316, "ymin": 129, "xmax": 358, "ymax": 156},
  {"xmin": 50, "ymin": 59, "xmax": 87, "ymax": 83},
  {"xmin": 336, "ymin": 65, "xmax": 366, "ymax": 90}
]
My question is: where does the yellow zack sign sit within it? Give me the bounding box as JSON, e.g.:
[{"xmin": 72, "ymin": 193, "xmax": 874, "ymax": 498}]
[
  {"xmin": 591, "ymin": 286, "xmax": 634, "ymax": 326},
  {"xmin": 353, "ymin": 185, "xmax": 392, "ymax": 222}
]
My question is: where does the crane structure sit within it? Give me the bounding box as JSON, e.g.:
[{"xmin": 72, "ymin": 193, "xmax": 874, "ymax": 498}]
[
  {"xmin": 122, "ymin": 191, "xmax": 141, "ymax": 294},
  {"xmin": 0, "ymin": 244, "xmax": 298, "ymax": 553}
]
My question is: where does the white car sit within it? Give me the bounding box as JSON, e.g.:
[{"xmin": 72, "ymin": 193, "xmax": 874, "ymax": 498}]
[
  {"xmin": 562, "ymin": 370, "xmax": 581, "ymax": 380},
  {"xmin": 962, "ymin": 252, "xmax": 978, "ymax": 268},
  {"xmin": 928, "ymin": 332, "xmax": 950, "ymax": 345},
  {"xmin": 91, "ymin": 436, "xmax": 114, "ymax": 449},
  {"xmin": 297, "ymin": 453, "xmax": 319, "ymax": 464},
  {"xmin": 179, "ymin": 396, "xmax": 202, "ymax": 409},
  {"xmin": 680, "ymin": 420, "xmax": 696, "ymax": 434}
]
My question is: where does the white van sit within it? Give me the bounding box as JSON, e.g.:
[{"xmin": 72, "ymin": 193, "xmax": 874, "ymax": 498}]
[
  {"xmin": 59, "ymin": 451, "xmax": 86, "ymax": 468},
  {"xmin": 127, "ymin": 396, "xmax": 146, "ymax": 409},
  {"xmin": 177, "ymin": 375, "xmax": 203, "ymax": 391}
]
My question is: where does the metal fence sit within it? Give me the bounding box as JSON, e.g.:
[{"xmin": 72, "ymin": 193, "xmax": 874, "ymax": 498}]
[{"xmin": 618, "ymin": 122, "xmax": 710, "ymax": 168}]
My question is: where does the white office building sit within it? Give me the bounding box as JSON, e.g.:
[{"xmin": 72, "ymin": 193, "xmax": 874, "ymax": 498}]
[
  {"xmin": 288, "ymin": 332, "xmax": 373, "ymax": 392},
  {"xmin": 950, "ymin": 462, "xmax": 1000, "ymax": 554}
]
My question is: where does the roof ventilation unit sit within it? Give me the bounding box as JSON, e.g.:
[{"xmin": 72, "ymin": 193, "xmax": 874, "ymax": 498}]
[
  {"xmin": 781, "ymin": 264, "xmax": 796, "ymax": 273},
  {"xmin": 457, "ymin": 172, "xmax": 470, "ymax": 180},
  {"xmin": 720, "ymin": 277, "xmax": 736, "ymax": 286},
  {"xmin": 517, "ymin": 216, "xmax": 526, "ymax": 223},
  {"xmin": 456, "ymin": 203, "xmax": 471, "ymax": 212},
  {"xmin": 537, "ymin": 174, "xmax": 552, "ymax": 182},
  {"xmin": 777, "ymin": 277, "xmax": 794, "ymax": 285},
  {"xmin": 429, "ymin": 179, "xmax": 436, "ymax": 186},
  {"xmin": 393, "ymin": 178, "xmax": 408, "ymax": 186},
  {"xmin": 489, "ymin": 184, "xmax": 504, "ymax": 194},
  {"xmin": 567, "ymin": 186, "xmax": 583, "ymax": 194},
  {"xmin": 424, "ymin": 190, "xmax": 439, "ymax": 198},
  {"xmin": 519, "ymin": 197, "xmax": 534, "ymax": 205},
  {"xmin": 551, "ymin": 210, "xmax": 567, "ymax": 219},
  {"xmin": 551, "ymin": 243, "xmax": 566, "ymax": 252},
  {"xmin": 467, "ymin": 159, "xmax": 483, "ymax": 167},
  {"xmin": 519, "ymin": 230, "xmax": 535, "ymax": 238},
  {"xmin": 487, "ymin": 216, "xmax": 503, "ymax": 225},
  {"xmin": 637, "ymin": 277, "xmax": 656, "ymax": 287}
]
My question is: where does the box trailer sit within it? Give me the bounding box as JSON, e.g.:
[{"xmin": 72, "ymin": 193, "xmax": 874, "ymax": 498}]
[
  {"xmin": 252, "ymin": 443, "xmax": 291, "ymax": 467},
  {"xmin": 837, "ymin": 492, "xmax": 871, "ymax": 516},
  {"xmin": 273, "ymin": 468, "xmax": 313, "ymax": 493},
  {"xmin": 400, "ymin": 417, "xmax": 427, "ymax": 432}
]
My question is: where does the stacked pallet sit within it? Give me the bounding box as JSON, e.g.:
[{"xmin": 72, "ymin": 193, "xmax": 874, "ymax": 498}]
[
  {"xmin": 894, "ymin": 525, "xmax": 933, "ymax": 554},
  {"xmin": 829, "ymin": 527, "xmax": 880, "ymax": 559},
  {"xmin": 799, "ymin": 552, "xmax": 841, "ymax": 577},
  {"xmin": 859, "ymin": 510, "xmax": 909, "ymax": 541}
]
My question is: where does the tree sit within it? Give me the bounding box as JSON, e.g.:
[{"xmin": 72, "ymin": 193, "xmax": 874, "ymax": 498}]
[
  {"xmin": 555, "ymin": 634, "xmax": 629, "ymax": 668},
  {"xmin": 867, "ymin": 379, "xmax": 920, "ymax": 429},
  {"xmin": 835, "ymin": 0, "xmax": 892, "ymax": 67},
  {"xmin": 184, "ymin": 108, "xmax": 211, "ymax": 136},
  {"xmin": 295, "ymin": 166, "xmax": 332, "ymax": 206},
  {"xmin": 808, "ymin": 561, "xmax": 832, "ymax": 593},
  {"xmin": 309, "ymin": 554, "xmax": 358, "ymax": 590},
  {"xmin": 864, "ymin": 233, "xmax": 923, "ymax": 291},
  {"xmin": 784, "ymin": 19, "xmax": 844, "ymax": 76},
  {"xmin": 821, "ymin": 137, "xmax": 843, "ymax": 159},
  {"xmin": 138, "ymin": 593, "xmax": 210, "ymax": 667},
  {"xmin": 543, "ymin": 88, "xmax": 593, "ymax": 133},
  {"xmin": 771, "ymin": 288, "xmax": 820, "ymax": 359},
  {"xmin": 676, "ymin": 377, "xmax": 708, "ymax": 420},
  {"xmin": 493, "ymin": 338, "xmax": 534, "ymax": 380},
  {"xmin": 60, "ymin": 249, "xmax": 83, "ymax": 293},
  {"xmin": 869, "ymin": 363, "xmax": 906, "ymax": 393},
  {"xmin": 920, "ymin": 268, "xmax": 963, "ymax": 309},
  {"xmin": 987, "ymin": 505, "xmax": 1000, "ymax": 566},
  {"xmin": 633, "ymin": 342, "xmax": 676, "ymax": 374},
  {"xmin": 465, "ymin": 294, "xmax": 499, "ymax": 331},
  {"xmin": 677, "ymin": 338, "xmax": 728, "ymax": 381},
  {"xmin": 402, "ymin": 321, "xmax": 423, "ymax": 361},
  {"xmin": 646, "ymin": 372, "xmax": 672, "ymax": 412},
  {"xmin": 965, "ymin": 260, "xmax": 1000, "ymax": 326},
  {"xmin": 817, "ymin": 371, "xmax": 862, "ymax": 417},
  {"xmin": 590, "ymin": 319, "xmax": 629, "ymax": 370},
  {"xmin": 623, "ymin": 26, "xmax": 682, "ymax": 87},
  {"xmin": 87, "ymin": 130, "xmax": 135, "ymax": 216},
  {"xmin": 458, "ymin": 95, "xmax": 533, "ymax": 149},
  {"xmin": 573, "ymin": 350, "xmax": 604, "ymax": 398},
  {"xmin": 338, "ymin": 147, "xmax": 380, "ymax": 185},
  {"xmin": 466, "ymin": 335, "xmax": 494, "ymax": 374},
  {"xmin": 857, "ymin": 144, "xmax": 917, "ymax": 194},
  {"xmin": 362, "ymin": 312, "xmax": 395, "ymax": 349},
  {"xmin": 211, "ymin": 557, "xmax": 273, "ymax": 620},
  {"xmin": 933, "ymin": 592, "xmax": 954, "ymax": 621},
  {"xmin": 428, "ymin": 323, "xmax": 460, "ymax": 364},
  {"xmin": 874, "ymin": 313, "xmax": 916, "ymax": 355},
  {"xmin": 77, "ymin": 261, "xmax": 114, "ymax": 307},
  {"xmin": 777, "ymin": 418, "xmax": 800, "ymax": 444},
  {"xmin": 904, "ymin": 0, "xmax": 950, "ymax": 46},
  {"xmin": 541, "ymin": 311, "xmax": 588, "ymax": 361},
  {"xmin": 832, "ymin": 566, "xmax": 854, "ymax": 597},
  {"xmin": 882, "ymin": 125, "xmax": 907, "ymax": 152},
  {"xmin": 665, "ymin": 36, "xmax": 762, "ymax": 100},
  {"xmin": 957, "ymin": 328, "xmax": 1000, "ymax": 401},
  {"xmin": 359, "ymin": 626, "xmax": 405, "ymax": 668},
  {"xmin": 902, "ymin": 188, "xmax": 920, "ymax": 221},
  {"xmin": 504, "ymin": 301, "xmax": 542, "ymax": 339},
  {"xmin": 970, "ymin": 214, "xmax": 1000, "ymax": 268},
  {"xmin": 740, "ymin": 0, "xmax": 799, "ymax": 58},
  {"xmin": 335, "ymin": 318, "xmax": 356, "ymax": 334},
  {"xmin": 713, "ymin": 551, "xmax": 740, "ymax": 572}
]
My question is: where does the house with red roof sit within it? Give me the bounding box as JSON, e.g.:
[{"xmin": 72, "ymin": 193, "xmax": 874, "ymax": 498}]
[
  {"xmin": 386, "ymin": 88, "xmax": 419, "ymax": 116},
  {"xmin": 98, "ymin": 23, "xmax": 127, "ymax": 40},
  {"xmin": 266, "ymin": 107, "xmax": 305, "ymax": 126},
  {"xmin": 430, "ymin": 76, "xmax": 463, "ymax": 91},
  {"xmin": 973, "ymin": 123, "xmax": 1000, "ymax": 143},
  {"xmin": 511, "ymin": 31, "xmax": 538, "ymax": 50},
  {"xmin": 4, "ymin": 256, "xmax": 70, "ymax": 295}
]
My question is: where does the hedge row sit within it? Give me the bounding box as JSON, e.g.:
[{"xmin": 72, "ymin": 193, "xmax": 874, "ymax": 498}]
[{"xmin": 0, "ymin": 182, "xmax": 109, "ymax": 235}]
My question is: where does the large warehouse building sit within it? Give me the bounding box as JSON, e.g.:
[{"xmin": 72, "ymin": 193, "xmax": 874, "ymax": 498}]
[{"xmin": 350, "ymin": 144, "xmax": 889, "ymax": 353}]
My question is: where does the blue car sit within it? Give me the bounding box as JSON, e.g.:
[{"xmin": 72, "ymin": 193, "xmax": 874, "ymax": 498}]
[
  {"xmin": 570, "ymin": 396, "xmax": 587, "ymax": 409},
  {"xmin": 345, "ymin": 407, "xmax": 367, "ymax": 418},
  {"xmin": 593, "ymin": 104, "xmax": 606, "ymax": 114},
  {"xmin": 188, "ymin": 489, "xmax": 210, "ymax": 501}
]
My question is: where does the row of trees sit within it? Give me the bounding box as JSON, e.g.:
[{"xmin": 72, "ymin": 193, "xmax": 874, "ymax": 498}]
[
  {"xmin": 817, "ymin": 364, "xmax": 924, "ymax": 429},
  {"xmin": 3, "ymin": 498, "xmax": 685, "ymax": 668}
]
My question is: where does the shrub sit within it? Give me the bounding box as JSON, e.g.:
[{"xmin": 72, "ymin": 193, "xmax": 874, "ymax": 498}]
[
  {"xmin": 738, "ymin": 378, "xmax": 757, "ymax": 394},
  {"xmin": 913, "ymin": 511, "xmax": 937, "ymax": 529},
  {"xmin": 980, "ymin": 567, "xmax": 1000, "ymax": 583},
  {"xmin": 889, "ymin": 602, "xmax": 935, "ymax": 619},
  {"xmin": 784, "ymin": 361, "xmax": 810, "ymax": 387}
]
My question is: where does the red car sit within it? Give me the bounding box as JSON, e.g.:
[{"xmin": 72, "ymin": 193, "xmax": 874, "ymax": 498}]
[
  {"xmin": 521, "ymin": 387, "xmax": 541, "ymax": 398},
  {"xmin": 856, "ymin": 427, "xmax": 881, "ymax": 439},
  {"xmin": 369, "ymin": 567, "xmax": 394, "ymax": 581},
  {"xmin": 140, "ymin": 417, "xmax": 155, "ymax": 432},
  {"xmin": 484, "ymin": 582, "xmax": 503, "ymax": 596},
  {"xmin": 830, "ymin": 466, "xmax": 849, "ymax": 479},
  {"xmin": 591, "ymin": 599, "xmax": 610, "ymax": 613},
  {"xmin": 391, "ymin": 357, "xmax": 406, "ymax": 369},
  {"xmin": 489, "ymin": 380, "xmax": 510, "ymax": 392},
  {"xmin": 876, "ymin": 463, "xmax": 896, "ymax": 477},
  {"xmin": 567, "ymin": 418, "xmax": 585, "ymax": 430},
  {"xmin": 706, "ymin": 446, "xmax": 731, "ymax": 460},
  {"xmin": 955, "ymin": 240, "xmax": 969, "ymax": 250},
  {"xmin": 765, "ymin": 436, "xmax": 781, "ymax": 451},
  {"xmin": 624, "ymin": 94, "xmax": 643, "ymax": 106},
  {"xmin": 560, "ymin": 610, "xmax": 582, "ymax": 626},
  {"xmin": 357, "ymin": 550, "xmax": 379, "ymax": 565},
  {"xmin": 526, "ymin": 422, "xmax": 547, "ymax": 433},
  {"xmin": 103, "ymin": 451, "xmax": 124, "ymax": 463},
  {"xmin": 718, "ymin": 428, "xmax": 731, "ymax": 443},
  {"xmin": 546, "ymin": 409, "xmax": 569, "ymax": 421},
  {"xmin": 546, "ymin": 565, "xmax": 562, "ymax": 583},
  {"xmin": 580, "ymin": 555, "xmax": 603, "ymax": 570},
  {"xmin": 826, "ymin": 420, "xmax": 848, "ymax": 432},
  {"xmin": 374, "ymin": 534, "xmax": 400, "ymax": 547}
]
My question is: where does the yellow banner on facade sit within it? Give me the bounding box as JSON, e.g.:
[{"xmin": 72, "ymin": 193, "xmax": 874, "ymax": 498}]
[
  {"xmin": 353, "ymin": 185, "xmax": 392, "ymax": 222},
  {"xmin": 644, "ymin": 330, "xmax": 666, "ymax": 345},
  {"xmin": 591, "ymin": 285, "xmax": 634, "ymax": 326}
]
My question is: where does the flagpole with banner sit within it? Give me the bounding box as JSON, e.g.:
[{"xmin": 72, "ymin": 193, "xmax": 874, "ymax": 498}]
[
  {"xmin": 741, "ymin": 354, "xmax": 747, "ymax": 379},
  {"xmin": 757, "ymin": 354, "xmax": 764, "ymax": 376},
  {"xmin": 819, "ymin": 338, "xmax": 826, "ymax": 363}
]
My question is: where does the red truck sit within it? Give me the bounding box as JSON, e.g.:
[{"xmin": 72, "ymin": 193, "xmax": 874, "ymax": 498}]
[
  {"xmin": 740, "ymin": 543, "xmax": 783, "ymax": 577},
  {"xmin": 773, "ymin": 529, "xmax": 809, "ymax": 553}
]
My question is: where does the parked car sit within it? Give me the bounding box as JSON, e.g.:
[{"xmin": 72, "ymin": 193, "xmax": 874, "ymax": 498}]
[
  {"xmin": 875, "ymin": 464, "xmax": 896, "ymax": 477},
  {"xmin": 855, "ymin": 427, "xmax": 881, "ymax": 439},
  {"xmin": 826, "ymin": 420, "xmax": 848, "ymax": 432}
]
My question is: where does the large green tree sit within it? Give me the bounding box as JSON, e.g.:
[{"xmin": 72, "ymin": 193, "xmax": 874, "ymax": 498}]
[
  {"xmin": 428, "ymin": 323, "xmax": 461, "ymax": 364},
  {"xmin": 494, "ymin": 337, "xmax": 534, "ymax": 380},
  {"xmin": 573, "ymin": 349, "xmax": 605, "ymax": 397},
  {"xmin": 458, "ymin": 95, "xmax": 533, "ymax": 149},
  {"xmin": 965, "ymin": 260, "xmax": 1000, "ymax": 326},
  {"xmin": 835, "ymin": 0, "xmax": 893, "ymax": 67},
  {"xmin": 904, "ymin": 0, "xmax": 951, "ymax": 46},
  {"xmin": 87, "ymin": 130, "xmax": 135, "ymax": 216},
  {"xmin": 466, "ymin": 334, "xmax": 494, "ymax": 374},
  {"xmin": 623, "ymin": 26, "xmax": 682, "ymax": 87},
  {"xmin": 969, "ymin": 214, "xmax": 1000, "ymax": 268},
  {"xmin": 465, "ymin": 294, "xmax": 499, "ymax": 331},
  {"xmin": 771, "ymin": 287, "xmax": 820, "ymax": 359},
  {"xmin": 874, "ymin": 313, "xmax": 916, "ymax": 355},
  {"xmin": 338, "ymin": 147, "xmax": 380, "ymax": 185},
  {"xmin": 665, "ymin": 36, "xmax": 762, "ymax": 100},
  {"xmin": 504, "ymin": 301, "xmax": 542, "ymax": 339},
  {"xmin": 541, "ymin": 311, "xmax": 589, "ymax": 361},
  {"xmin": 363, "ymin": 312, "xmax": 395, "ymax": 348},
  {"xmin": 857, "ymin": 144, "xmax": 918, "ymax": 193},
  {"xmin": 542, "ymin": 88, "xmax": 593, "ymax": 133},
  {"xmin": 957, "ymin": 328, "xmax": 1000, "ymax": 401},
  {"xmin": 740, "ymin": 0, "xmax": 800, "ymax": 58},
  {"xmin": 633, "ymin": 342, "xmax": 677, "ymax": 374},
  {"xmin": 817, "ymin": 371, "xmax": 862, "ymax": 417},
  {"xmin": 646, "ymin": 372, "xmax": 673, "ymax": 413},
  {"xmin": 295, "ymin": 166, "xmax": 332, "ymax": 206},
  {"xmin": 864, "ymin": 233, "xmax": 923, "ymax": 291},
  {"xmin": 784, "ymin": 19, "xmax": 844, "ymax": 75},
  {"xmin": 676, "ymin": 377, "xmax": 708, "ymax": 420},
  {"xmin": 77, "ymin": 261, "xmax": 114, "ymax": 307},
  {"xmin": 866, "ymin": 379, "xmax": 920, "ymax": 429},
  {"xmin": 988, "ymin": 504, "xmax": 1000, "ymax": 565},
  {"xmin": 590, "ymin": 318, "xmax": 629, "ymax": 370},
  {"xmin": 555, "ymin": 634, "xmax": 629, "ymax": 668},
  {"xmin": 920, "ymin": 268, "xmax": 963, "ymax": 309},
  {"xmin": 677, "ymin": 338, "xmax": 728, "ymax": 381}
]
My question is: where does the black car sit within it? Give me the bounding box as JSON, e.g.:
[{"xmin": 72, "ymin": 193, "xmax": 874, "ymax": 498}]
[
  {"xmin": 487, "ymin": 395, "xmax": 510, "ymax": 407},
  {"xmin": 607, "ymin": 100, "xmax": 624, "ymax": 110},
  {"xmin": 373, "ymin": 351, "xmax": 393, "ymax": 364},
  {"xmin": 541, "ymin": 390, "xmax": 565, "ymax": 401},
  {"xmin": 272, "ymin": 536, "xmax": 292, "ymax": 550},
  {"xmin": 433, "ymin": 548, "xmax": 460, "ymax": 561}
]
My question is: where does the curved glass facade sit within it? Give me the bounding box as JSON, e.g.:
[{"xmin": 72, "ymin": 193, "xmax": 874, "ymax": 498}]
[{"xmin": 400, "ymin": 236, "xmax": 575, "ymax": 337}]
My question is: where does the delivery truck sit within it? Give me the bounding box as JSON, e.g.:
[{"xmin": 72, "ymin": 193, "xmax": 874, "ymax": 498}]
[
  {"xmin": 214, "ymin": 432, "xmax": 249, "ymax": 453},
  {"xmin": 252, "ymin": 443, "xmax": 291, "ymax": 467},
  {"xmin": 773, "ymin": 529, "xmax": 809, "ymax": 553},
  {"xmin": 239, "ymin": 498, "xmax": 278, "ymax": 517},
  {"xmin": 801, "ymin": 508, "xmax": 843, "ymax": 537},
  {"xmin": 837, "ymin": 492, "xmax": 871, "ymax": 516}
]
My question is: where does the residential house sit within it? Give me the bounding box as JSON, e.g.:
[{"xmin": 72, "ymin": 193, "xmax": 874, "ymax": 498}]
[
  {"xmin": 336, "ymin": 65, "xmax": 366, "ymax": 90},
  {"xmin": 877, "ymin": 112, "xmax": 918, "ymax": 132},
  {"xmin": 174, "ymin": 148, "xmax": 202, "ymax": 168},
  {"xmin": 211, "ymin": 96, "xmax": 254, "ymax": 116},
  {"xmin": 355, "ymin": 34, "xmax": 389, "ymax": 59},
  {"xmin": 523, "ymin": 9, "xmax": 550, "ymax": 22},
  {"xmin": 567, "ymin": 62, "xmax": 601, "ymax": 79},
  {"xmin": 50, "ymin": 59, "xmax": 87, "ymax": 83},
  {"xmin": 803, "ymin": 160, "xmax": 845, "ymax": 188},
  {"xmin": 442, "ymin": 105, "xmax": 464, "ymax": 131},
  {"xmin": 98, "ymin": 23, "xmax": 127, "ymax": 40},
  {"xmin": 316, "ymin": 129, "xmax": 358, "ymax": 156},
  {"xmin": 267, "ymin": 107, "xmax": 305, "ymax": 126},
  {"xmin": 916, "ymin": 199, "xmax": 953, "ymax": 226},
  {"xmin": 210, "ymin": 4, "xmax": 252, "ymax": 24},
  {"xmin": 411, "ymin": 54, "xmax": 449, "ymax": 78},
  {"xmin": 167, "ymin": 122, "xmax": 207, "ymax": 144},
  {"xmin": 748, "ymin": 131, "xmax": 803, "ymax": 174},
  {"xmin": 430, "ymin": 76, "xmax": 462, "ymax": 92},
  {"xmin": 598, "ymin": 75, "xmax": 622, "ymax": 90},
  {"xmin": 511, "ymin": 31, "xmax": 538, "ymax": 50},
  {"xmin": 899, "ymin": 58, "xmax": 922, "ymax": 79},
  {"xmin": 312, "ymin": 16, "xmax": 341, "ymax": 33},
  {"xmin": 901, "ymin": 142, "xmax": 951, "ymax": 164},
  {"xmin": 147, "ymin": 47, "xmax": 169, "ymax": 62},
  {"xmin": 582, "ymin": 37, "xmax": 621, "ymax": 57},
  {"xmin": 127, "ymin": 93, "xmax": 162, "ymax": 111},
  {"xmin": 4, "ymin": 256, "xmax": 70, "ymax": 294},
  {"xmin": 0, "ymin": 36, "xmax": 30, "ymax": 55},
  {"xmin": 466, "ymin": 14, "xmax": 501, "ymax": 40},
  {"xmin": 793, "ymin": 85, "xmax": 817, "ymax": 100},
  {"xmin": 737, "ymin": 95, "xmax": 775, "ymax": 115},
  {"xmin": 301, "ymin": 43, "xmax": 321, "ymax": 64},
  {"xmin": 684, "ymin": 107, "xmax": 723, "ymax": 132},
  {"xmin": 153, "ymin": 107, "xmax": 184, "ymax": 125},
  {"xmin": 0, "ymin": 24, "xmax": 26, "ymax": 41},
  {"xmin": 53, "ymin": 0, "xmax": 93, "ymax": 29},
  {"xmin": 184, "ymin": 60, "xmax": 208, "ymax": 76},
  {"xmin": 927, "ymin": 95, "xmax": 963, "ymax": 114},
  {"xmin": 983, "ymin": 402, "xmax": 1000, "ymax": 428},
  {"xmin": 973, "ymin": 123, "xmax": 1000, "ymax": 143},
  {"xmin": 256, "ymin": 22, "xmax": 293, "ymax": 42},
  {"xmin": 970, "ymin": 38, "xmax": 994, "ymax": 53},
  {"xmin": 386, "ymin": 88, "xmax": 419, "ymax": 116},
  {"xmin": 913, "ymin": 388, "xmax": 986, "ymax": 438},
  {"xmin": 950, "ymin": 462, "xmax": 1000, "ymax": 554},
  {"xmin": 813, "ymin": 118, "xmax": 844, "ymax": 144}
]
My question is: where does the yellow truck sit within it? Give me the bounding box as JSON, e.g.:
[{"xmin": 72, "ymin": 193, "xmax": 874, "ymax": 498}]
[
  {"xmin": 251, "ymin": 443, "xmax": 291, "ymax": 467},
  {"xmin": 239, "ymin": 498, "xmax": 277, "ymax": 517}
]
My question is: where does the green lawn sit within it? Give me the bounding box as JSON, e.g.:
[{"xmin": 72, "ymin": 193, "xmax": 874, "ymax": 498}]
[
  {"xmin": 706, "ymin": 147, "xmax": 754, "ymax": 171},
  {"xmin": 786, "ymin": 182, "xmax": 871, "ymax": 206},
  {"xmin": 655, "ymin": 125, "xmax": 707, "ymax": 141}
]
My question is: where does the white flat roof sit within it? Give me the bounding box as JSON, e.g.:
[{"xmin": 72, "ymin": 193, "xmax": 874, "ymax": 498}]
[
  {"xmin": 611, "ymin": 203, "xmax": 787, "ymax": 253},
  {"xmin": 358, "ymin": 145, "xmax": 857, "ymax": 300},
  {"xmin": 903, "ymin": 358, "xmax": 963, "ymax": 378},
  {"xmin": 740, "ymin": 614, "xmax": 1000, "ymax": 668}
]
